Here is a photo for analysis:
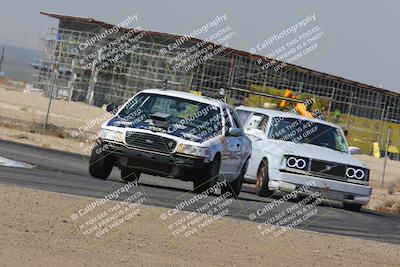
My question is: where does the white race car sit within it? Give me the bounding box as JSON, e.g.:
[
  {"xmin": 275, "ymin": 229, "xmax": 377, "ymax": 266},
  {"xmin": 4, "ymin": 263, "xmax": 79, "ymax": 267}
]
[
  {"xmin": 89, "ymin": 89, "xmax": 251, "ymax": 198},
  {"xmin": 236, "ymin": 106, "xmax": 372, "ymax": 211}
]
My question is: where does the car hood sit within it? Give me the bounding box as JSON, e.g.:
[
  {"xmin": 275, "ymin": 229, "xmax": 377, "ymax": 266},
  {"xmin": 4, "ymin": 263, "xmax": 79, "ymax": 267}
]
[
  {"xmin": 264, "ymin": 139, "xmax": 367, "ymax": 168},
  {"xmin": 106, "ymin": 116, "xmax": 213, "ymax": 143}
]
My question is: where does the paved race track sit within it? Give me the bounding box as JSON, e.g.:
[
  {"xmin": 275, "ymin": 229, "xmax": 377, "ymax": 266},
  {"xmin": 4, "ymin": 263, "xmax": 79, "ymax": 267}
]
[{"xmin": 0, "ymin": 140, "xmax": 399, "ymax": 244}]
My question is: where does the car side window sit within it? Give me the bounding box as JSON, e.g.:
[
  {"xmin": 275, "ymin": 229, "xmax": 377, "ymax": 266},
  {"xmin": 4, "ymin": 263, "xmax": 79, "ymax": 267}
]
[
  {"xmin": 244, "ymin": 113, "xmax": 269, "ymax": 133},
  {"xmin": 223, "ymin": 108, "xmax": 233, "ymax": 134},
  {"xmin": 257, "ymin": 114, "xmax": 269, "ymax": 132},
  {"xmin": 236, "ymin": 110, "xmax": 252, "ymax": 125},
  {"xmin": 225, "ymin": 107, "xmax": 244, "ymax": 137},
  {"xmin": 229, "ymin": 108, "xmax": 242, "ymax": 129},
  {"xmin": 226, "ymin": 107, "xmax": 240, "ymax": 128}
]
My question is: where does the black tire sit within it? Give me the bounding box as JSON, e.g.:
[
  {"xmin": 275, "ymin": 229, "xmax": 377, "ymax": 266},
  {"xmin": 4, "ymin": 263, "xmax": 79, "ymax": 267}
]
[
  {"xmin": 89, "ymin": 142, "xmax": 114, "ymax": 180},
  {"xmin": 256, "ymin": 160, "xmax": 274, "ymax": 197},
  {"xmin": 343, "ymin": 203, "xmax": 362, "ymax": 212},
  {"xmin": 222, "ymin": 160, "xmax": 248, "ymax": 199},
  {"xmin": 121, "ymin": 168, "xmax": 140, "ymax": 182},
  {"xmin": 193, "ymin": 155, "xmax": 220, "ymax": 194}
]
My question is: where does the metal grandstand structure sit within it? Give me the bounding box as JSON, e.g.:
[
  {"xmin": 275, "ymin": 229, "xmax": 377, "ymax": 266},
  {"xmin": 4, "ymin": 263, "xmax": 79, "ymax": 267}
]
[{"xmin": 32, "ymin": 12, "xmax": 400, "ymax": 146}]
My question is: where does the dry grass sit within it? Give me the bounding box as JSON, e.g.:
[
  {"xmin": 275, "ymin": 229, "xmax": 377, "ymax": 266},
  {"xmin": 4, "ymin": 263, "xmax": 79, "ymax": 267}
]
[
  {"xmin": 376, "ymin": 199, "xmax": 400, "ymax": 215},
  {"xmin": 0, "ymin": 116, "xmax": 91, "ymax": 142},
  {"xmin": 19, "ymin": 106, "xmax": 28, "ymax": 112},
  {"xmin": 0, "ymin": 86, "xmax": 106, "ymax": 131},
  {"xmin": 387, "ymin": 181, "xmax": 400, "ymax": 195},
  {"xmin": 13, "ymin": 133, "xmax": 28, "ymax": 140}
]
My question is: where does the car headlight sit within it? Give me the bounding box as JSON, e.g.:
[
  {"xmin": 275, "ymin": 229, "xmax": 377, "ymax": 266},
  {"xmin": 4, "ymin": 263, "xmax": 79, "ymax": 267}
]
[
  {"xmin": 176, "ymin": 144, "xmax": 210, "ymax": 158},
  {"xmin": 98, "ymin": 129, "xmax": 124, "ymax": 143},
  {"xmin": 346, "ymin": 166, "xmax": 369, "ymax": 180},
  {"xmin": 286, "ymin": 155, "xmax": 309, "ymax": 170}
]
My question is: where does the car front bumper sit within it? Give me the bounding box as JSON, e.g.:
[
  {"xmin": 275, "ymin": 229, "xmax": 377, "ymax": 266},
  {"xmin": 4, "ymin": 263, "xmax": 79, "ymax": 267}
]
[
  {"xmin": 102, "ymin": 140, "xmax": 209, "ymax": 180},
  {"xmin": 268, "ymin": 169, "xmax": 372, "ymax": 205}
]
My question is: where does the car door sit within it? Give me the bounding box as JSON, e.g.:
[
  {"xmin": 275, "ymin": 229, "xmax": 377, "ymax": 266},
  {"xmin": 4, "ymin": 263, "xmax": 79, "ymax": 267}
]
[
  {"xmin": 224, "ymin": 107, "xmax": 244, "ymax": 178},
  {"xmin": 243, "ymin": 112, "xmax": 269, "ymax": 180},
  {"xmin": 230, "ymin": 107, "xmax": 247, "ymax": 170},
  {"xmin": 219, "ymin": 107, "xmax": 233, "ymax": 177}
]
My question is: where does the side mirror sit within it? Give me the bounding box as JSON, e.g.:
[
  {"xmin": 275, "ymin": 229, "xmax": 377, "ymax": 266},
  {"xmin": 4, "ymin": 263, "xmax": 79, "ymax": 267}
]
[
  {"xmin": 349, "ymin": 146, "xmax": 361, "ymax": 155},
  {"xmin": 106, "ymin": 103, "xmax": 118, "ymax": 113},
  {"xmin": 343, "ymin": 129, "xmax": 348, "ymax": 137},
  {"xmin": 228, "ymin": 127, "xmax": 243, "ymax": 137}
]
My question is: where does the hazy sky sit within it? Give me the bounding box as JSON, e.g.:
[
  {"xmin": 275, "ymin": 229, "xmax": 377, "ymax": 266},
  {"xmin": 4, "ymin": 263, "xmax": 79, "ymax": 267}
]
[{"xmin": 0, "ymin": 0, "xmax": 399, "ymax": 92}]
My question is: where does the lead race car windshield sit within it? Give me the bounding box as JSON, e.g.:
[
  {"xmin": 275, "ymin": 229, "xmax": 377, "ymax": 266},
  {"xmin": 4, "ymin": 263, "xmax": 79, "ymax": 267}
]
[
  {"xmin": 268, "ymin": 117, "xmax": 348, "ymax": 153},
  {"xmin": 115, "ymin": 92, "xmax": 223, "ymax": 142}
]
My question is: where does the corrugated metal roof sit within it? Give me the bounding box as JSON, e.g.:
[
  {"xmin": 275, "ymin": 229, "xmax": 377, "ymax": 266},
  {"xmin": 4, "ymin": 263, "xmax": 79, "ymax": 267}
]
[{"xmin": 40, "ymin": 11, "xmax": 399, "ymax": 97}]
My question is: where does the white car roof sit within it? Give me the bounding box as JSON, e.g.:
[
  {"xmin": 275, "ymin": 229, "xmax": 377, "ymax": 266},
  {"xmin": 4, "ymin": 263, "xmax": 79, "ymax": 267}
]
[
  {"xmin": 236, "ymin": 105, "xmax": 340, "ymax": 129},
  {"xmin": 140, "ymin": 89, "xmax": 226, "ymax": 108}
]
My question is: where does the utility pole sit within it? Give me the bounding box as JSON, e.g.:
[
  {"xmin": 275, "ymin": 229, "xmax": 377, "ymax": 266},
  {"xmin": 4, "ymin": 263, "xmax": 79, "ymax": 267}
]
[
  {"xmin": 381, "ymin": 127, "xmax": 392, "ymax": 188},
  {"xmin": 0, "ymin": 47, "xmax": 5, "ymax": 74},
  {"xmin": 378, "ymin": 106, "xmax": 389, "ymax": 146},
  {"xmin": 298, "ymin": 82, "xmax": 303, "ymax": 94},
  {"xmin": 327, "ymin": 87, "xmax": 335, "ymax": 120},
  {"xmin": 86, "ymin": 49, "xmax": 101, "ymax": 105},
  {"xmin": 43, "ymin": 67, "xmax": 57, "ymax": 130},
  {"xmin": 43, "ymin": 41, "xmax": 62, "ymax": 130},
  {"xmin": 345, "ymin": 92, "xmax": 354, "ymax": 131}
]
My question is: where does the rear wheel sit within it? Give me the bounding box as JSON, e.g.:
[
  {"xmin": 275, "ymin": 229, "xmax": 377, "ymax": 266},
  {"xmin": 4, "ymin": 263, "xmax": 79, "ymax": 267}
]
[
  {"xmin": 343, "ymin": 203, "xmax": 362, "ymax": 212},
  {"xmin": 222, "ymin": 160, "xmax": 248, "ymax": 199},
  {"xmin": 121, "ymin": 168, "xmax": 140, "ymax": 182},
  {"xmin": 193, "ymin": 155, "xmax": 220, "ymax": 194},
  {"xmin": 256, "ymin": 160, "xmax": 274, "ymax": 197},
  {"xmin": 89, "ymin": 142, "xmax": 114, "ymax": 180}
]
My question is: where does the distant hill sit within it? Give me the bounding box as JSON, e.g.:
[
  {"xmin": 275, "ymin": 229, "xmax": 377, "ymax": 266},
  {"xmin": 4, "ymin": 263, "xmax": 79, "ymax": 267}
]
[{"xmin": 0, "ymin": 45, "xmax": 41, "ymax": 82}]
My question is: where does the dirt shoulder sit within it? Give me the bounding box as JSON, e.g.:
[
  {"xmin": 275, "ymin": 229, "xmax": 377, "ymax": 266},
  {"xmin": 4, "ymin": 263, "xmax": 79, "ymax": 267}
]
[{"xmin": 0, "ymin": 184, "xmax": 399, "ymax": 267}]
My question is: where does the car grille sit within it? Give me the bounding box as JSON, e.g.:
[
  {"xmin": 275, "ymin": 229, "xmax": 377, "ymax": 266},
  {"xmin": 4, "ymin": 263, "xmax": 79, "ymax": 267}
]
[
  {"xmin": 125, "ymin": 132, "xmax": 177, "ymax": 154},
  {"xmin": 309, "ymin": 160, "xmax": 346, "ymax": 179}
]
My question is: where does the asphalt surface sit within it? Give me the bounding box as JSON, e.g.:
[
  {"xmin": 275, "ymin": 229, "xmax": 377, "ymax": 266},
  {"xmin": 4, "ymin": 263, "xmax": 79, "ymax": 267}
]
[{"xmin": 0, "ymin": 139, "xmax": 399, "ymax": 245}]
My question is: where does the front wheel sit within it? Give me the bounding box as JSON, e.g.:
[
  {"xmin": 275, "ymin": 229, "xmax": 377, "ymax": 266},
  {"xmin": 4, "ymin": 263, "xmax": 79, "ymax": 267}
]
[
  {"xmin": 255, "ymin": 160, "xmax": 274, "ymax": 197},
  {"xmin": 193, "ymin": 155, "xmax": 220, "ymax": 194},
  {"xmin": 89, "ymin": 142, "xmax": 114, "ymax": 180},
  {"xmin": 121, "ymin": 168, "xmax": 140, "ymax": 182},
  {"xmin": 222, "ymin": 160, "xmax": 248, "ymax": 199},
  {"xmin": 343, "ymin": 203, "xmax": 362, "ymax": 212}
]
